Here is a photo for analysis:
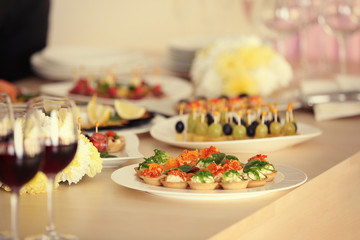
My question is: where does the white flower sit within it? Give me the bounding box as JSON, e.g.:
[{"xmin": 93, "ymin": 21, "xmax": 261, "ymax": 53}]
[{"xmin": 190, "ymin": 35, "xmax": 293, "ymax": 97}]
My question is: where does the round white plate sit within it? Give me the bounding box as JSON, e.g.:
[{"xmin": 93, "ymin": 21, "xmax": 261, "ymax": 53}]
[
  {"xmin": 99, "ymin": 133, "xmax": 143, "ymax": 168},
  {"xmin": 150, "ymin": 115, "xmax": 322, "ymax": 153},
  {"xmin": 31, "ymin": 46, "xmax": 152, "ymax": 81},
  {"xmin": 111, "ymin": 164, "xmax": 307, "ymax": 200}
]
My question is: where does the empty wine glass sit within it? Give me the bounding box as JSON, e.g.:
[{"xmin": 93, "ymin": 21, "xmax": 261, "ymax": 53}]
[
  {"xmin": 254, "ymin": 0, "xmax": 303, "ymax": 58},
  {"xmin": 0, "ymin": 93, "xmax": 44, "ymax": 240},
  {"xmin": 318, "ymin": 0, "xmax": 360, "ymax": 74},
  {"xmin": 297, "ymin": 0, "xmax": 322, "ymax": 75},
  {"xmin": 27, "ymin": 96, "xmax": 79, "ymax": 240}
]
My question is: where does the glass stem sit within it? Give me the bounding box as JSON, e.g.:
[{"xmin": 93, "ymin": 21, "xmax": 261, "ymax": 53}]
[
  {"xmin": 10, "ymin": 191, "xmax": 20, "ymax": 240},
  {"xmin": 337, "ymin": 35, "xmax": 347, "ymax": 74},
  {"xmin": 45, "ymin": 177, "xmax": 56, "ymax": 235}
]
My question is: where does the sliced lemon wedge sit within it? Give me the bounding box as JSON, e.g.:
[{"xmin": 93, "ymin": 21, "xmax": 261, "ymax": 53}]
[
  {"xmin": 87, "ymin": 96, "xmax": 112, "ymax": 125},
  {"xmin": 114, "ymin": 100, "xmax": 146, "ymax": 120}
]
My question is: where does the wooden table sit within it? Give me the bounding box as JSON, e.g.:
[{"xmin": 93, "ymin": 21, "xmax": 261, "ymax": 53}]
[{"xmin": 1, "ymin": 78, "xmax": 360, "ymax": 239}]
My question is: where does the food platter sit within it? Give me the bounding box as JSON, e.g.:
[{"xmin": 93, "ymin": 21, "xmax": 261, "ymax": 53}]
[
  {"xmin": 100, "ymin": 133, "xmax": 143, "ymax": 168},
  {"xmin": 111, "ymin": 164, "xmax": 307, "ymax": 200},
  {"xmin": 40, "ymin": 74, "xmax": 193, "ymax": 116},
  {"xmin": 150, "ymin": 115, "xmax": 322, "ymax": 153}
]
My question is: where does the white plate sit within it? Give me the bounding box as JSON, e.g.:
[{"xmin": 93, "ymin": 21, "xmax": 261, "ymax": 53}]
[
  {"xmin": 150, "ymin": 115, "xmax": 322, "ymax": 153},
  {"xmin": 31, "ymin": 46, "xmax": 152, "ymax": 81},
  {"xmin": 83, "ymin": 114, "xmax": 166, "ymax": 135},
  {"xmin": 40, "ymin": 74, "xmax": 193, "ymax": 116},
  {"xmin": 100, "ymin": 133, "xmax": 143, "ymax": 168},
  {"xmin": 111, "ymin": 164, "xmax": 307, "ymax": 200}
]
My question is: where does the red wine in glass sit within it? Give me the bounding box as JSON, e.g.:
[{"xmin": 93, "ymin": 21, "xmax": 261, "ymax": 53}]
[
  {"xmin": 41, "ymin": 142, "xmax": 78, "ymax": 177},
  {"xmin": 0, "ymin": 133, "xmax": 43, "ymax": 191},
  {"xmin": 0, "ymin": 151, "xmax": 43, "ymax": 191}
]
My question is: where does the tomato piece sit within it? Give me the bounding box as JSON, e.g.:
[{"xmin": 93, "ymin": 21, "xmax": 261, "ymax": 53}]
[{"xmin": 105, "ymin": 130, "xmax": 117, "ymax": 137}]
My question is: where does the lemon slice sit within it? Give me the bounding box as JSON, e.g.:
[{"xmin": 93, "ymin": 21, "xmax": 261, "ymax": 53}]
[
  {"xmin": 87, "ymin": 96, "xmax": 112, "ymax": 125},
  {"xmin": 114, "ymin": 100, "xmax": 146, "ymax": 120}
]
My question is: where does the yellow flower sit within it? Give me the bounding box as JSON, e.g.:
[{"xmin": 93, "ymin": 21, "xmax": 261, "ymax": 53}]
[
  {"xmin": 223, "ymin": 75, "xmax": 259, "ymax": 96},
  {"xmin": 19, "ymin": 172, "xmax": 50, "ymax": 194},
  {"xmin": 191, "ymin": 36, "xmax": 293, "ymax": 97},
  {"xmin": 215, "ymin": 45, "xmax": 276, "ymax": 96},
  {"xmin": 216, "ymin": 51, "xmax": 246, "ymax": 80},
  {"xmin": 237, "ymin": 46, "xmax": 274, "ymax": 70},
  {"xmin": 58, "ymin": 133, "xmax": 102, "ymax": 184}
]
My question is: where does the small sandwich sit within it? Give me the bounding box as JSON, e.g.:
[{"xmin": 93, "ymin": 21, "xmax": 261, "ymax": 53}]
[
  {"xmin": 220, "ymin": 170, "xmax": 249, "ymax": 190},
  {"xmin": 140, "ymin": 163, "xmax": 165, "ymax": 186},
  {"xmin": 160, "ymin": 169, "xmax": 188, "ymax": 189},
  {"xmin": 188, "ymin": 170, "xmax": 218, "ymax": 190}
]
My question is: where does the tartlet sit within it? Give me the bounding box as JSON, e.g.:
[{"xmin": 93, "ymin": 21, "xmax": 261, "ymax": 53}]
[
  {"xmin": 140, "ymin": 175, "xmax": 165, "ymax": 186},
  {"xmin": 188, "ymin": 170, "xmax": 218, "ymax": 190},
  {"xmin": 219, "ymin": 170, "xmax": 249, "ymax": 190},
  {"xmin": 160, "ymin": 169, "xmax": 188, "ymax": 189},
  {"xmin": 160, "ymin": 179, "xmax": 188, "ymax": 189},
  {"xmin": 265, "ymin": 170, "xmax": 278, "ymax": 182}
]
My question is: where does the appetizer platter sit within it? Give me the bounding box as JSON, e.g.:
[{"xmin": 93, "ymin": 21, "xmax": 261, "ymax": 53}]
[
  {"xmin": 78, "ymin": 95, "xmax": 155, "ymax": 131},
  {"xmin": 150, "ymin": 115, "xmax": 321, "ymax": 153},
  {"xmin": 40, "ymin": 74, "xmax": 193, "ymax": 116},
  {"xmin": 111, "ymin": 147, "xmax": 307, "ymax": 200},
  {"xmin": 83, "ymin": 130, "xmax": 143, "ymax": 168},
  {"xmin": 90, "ymin": 131, "xmax": 144, "ymax": 168},
  {"xmin": 150, "ymin": 101, "xmax": 322, "ymax": 153}
]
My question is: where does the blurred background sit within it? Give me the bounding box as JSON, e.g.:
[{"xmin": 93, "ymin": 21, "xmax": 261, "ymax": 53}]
[
  {"xmin": 46, "ymin": 0, "xmax": 360, "ymax": 75},
  {"xmin": 2, "ymin": 0, "xmax": 360, "ymax": 115}
]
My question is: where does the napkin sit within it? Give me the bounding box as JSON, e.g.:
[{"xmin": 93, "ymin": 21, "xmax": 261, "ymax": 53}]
[
  {"xmin": 300, "ymin": 75, "xmax": 360, "ymax": 121},
  {"xmin": 313, "ymin": 101, "xmax": 360, "ymax": 121}
]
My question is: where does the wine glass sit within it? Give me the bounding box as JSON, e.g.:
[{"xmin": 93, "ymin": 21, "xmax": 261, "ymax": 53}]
[
  {"xmin": 254, "ymin": 0, "xmax": 303, "ymax": 58},
  {"xmin": 27, "ymin": 96, "xmax": 79, "ymax": 240},
  {"xmin": 0, "ymin": 93, "xmax": 44, "ymax": 240},
  {"xmin": 318, "ymin": 0, "xmax": 360, "ymax": 74}
]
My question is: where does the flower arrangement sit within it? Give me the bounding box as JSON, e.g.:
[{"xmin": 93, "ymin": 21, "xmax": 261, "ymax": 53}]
[
  {"xmin": 190, "ymin": 35, "xmax": 293, "ymax": 98},
  {"xmin": 1, "ymin": 130, "xmax": 103, "ymax": 194}
]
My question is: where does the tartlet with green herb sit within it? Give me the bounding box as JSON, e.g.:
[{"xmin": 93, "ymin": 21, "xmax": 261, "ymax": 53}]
[
  {"xmin": 220, "ymin": 170, "xmax": 249, "ymax": 190},
  {"xmin": 188, "ymin": 170, "xmax": 218, "ymax": 190}
]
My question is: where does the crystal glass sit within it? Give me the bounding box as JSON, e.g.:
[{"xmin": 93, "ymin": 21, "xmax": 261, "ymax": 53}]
[
  {"xmin": 0, "ymin": 93, "xmax": 44, "ymax": 240},
  {"xmin": 254, "ymin": 0, "xmax": 303, "ymax": 56},
  {"xmin": 254, "ymin": 0, "xmax": 322, "ymax": 77},
  {"xmin": 318, "ymin": 0, "xmax": 360, "ymax": 74},
  {"xmin": 27, "ymin": 96, "xmax": 79, "ymax": 240}
]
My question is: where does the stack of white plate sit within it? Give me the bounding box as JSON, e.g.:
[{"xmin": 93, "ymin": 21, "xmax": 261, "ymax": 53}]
[
  {"xmin": 167, "ymin": 36, "xmax": 219, "ymax": 78},
  {"xmin": 31, "ymin": 45, "xmax": 153, "ymax": 81}
]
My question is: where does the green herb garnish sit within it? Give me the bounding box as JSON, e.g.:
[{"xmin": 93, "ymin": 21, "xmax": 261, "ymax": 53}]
[
  {"xmin": 109, "ymin": 114, "xmax": 122, "ymax": 122},
  {"xmin": 164, "ymin": 165, "xmax": 195, "ymax": 175},
  {"xmin": 138, "ymin": 149, "xmax": 169, "ymax": 169},
  {"xmin": 100, "ymin": 151, "xmax": 117, "ymax": 158},
  {"xmin": 192, "ymin": 170, "xmax": 214, "ymax": 183}
]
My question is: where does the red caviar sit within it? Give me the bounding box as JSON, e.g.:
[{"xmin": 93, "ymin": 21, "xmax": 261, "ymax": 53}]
[
  {"xmin": 248, "ymin": 154, "xmax": 268, "ymax": 162},
  {"xmin": 199, "ymin": 146, "xmax": 219, "ymax": 159},
  {"xmin": 141, "ymin": 163, "xmax": 164, "ymax": 178},
  {"xmin": 177, "ymin": 149, "xmax": 199, "ymax": 165},
  {"xmin": 223, "ymin": 160, "xmax": 242, "ymax": 171},
  {"xmin": 166, "ymin": 169, "xmax": 187, "ymax": 181},
  {"xmin": 206, "ymin": 163, "xmax": 225, "ymax": 177}
]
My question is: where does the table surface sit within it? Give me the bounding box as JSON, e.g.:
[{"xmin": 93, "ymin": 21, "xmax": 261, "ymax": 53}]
[{"xmin": 1, "ymin": 77, "xmax": 360, "ymax": 240}]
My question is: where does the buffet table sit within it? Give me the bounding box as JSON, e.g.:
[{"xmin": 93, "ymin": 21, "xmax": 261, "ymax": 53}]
[{"xmin": 0, "ymin": 78, "xmax": 360, "ymax": 240}]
